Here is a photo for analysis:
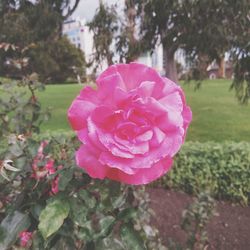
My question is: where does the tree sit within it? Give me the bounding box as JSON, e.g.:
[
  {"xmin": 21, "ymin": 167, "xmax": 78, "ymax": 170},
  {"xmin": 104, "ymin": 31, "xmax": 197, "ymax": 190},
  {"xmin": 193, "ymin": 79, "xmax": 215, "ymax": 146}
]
[
  {"xmin": 88, "ymin": 2, "xmax": 119, "ymax": 67},
  {"xmin": 27, "ymin": 37, "xmax": 85, "ymax": 83},
  {"xmin": 0, "ymin": 0, "xmax": 84, "ymax": 82},
  {"xmin": 116, "ymin": 0, "xmax": 141, "ymax": 62},
  {"xmin": 137, "ymin": 0, "xmax": 250, "ymax": 84},
  {"xmin": 39, "ymin": 0, "xmax": 80, "ymax": 36},
  {"xmin": 0, "ymin": 0, "xmax": 81, "ymax": 42},
  {"xmin": 88, "ymin": 1, "xmax": 141, "ymax": 71}
]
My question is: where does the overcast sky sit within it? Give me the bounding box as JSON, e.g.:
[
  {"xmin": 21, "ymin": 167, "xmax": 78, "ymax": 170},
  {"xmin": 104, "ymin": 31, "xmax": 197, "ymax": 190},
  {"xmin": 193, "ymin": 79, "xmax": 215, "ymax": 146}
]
[{"xmin": 72, "ymin": 0, "xmax": 122, "ymax": 21}]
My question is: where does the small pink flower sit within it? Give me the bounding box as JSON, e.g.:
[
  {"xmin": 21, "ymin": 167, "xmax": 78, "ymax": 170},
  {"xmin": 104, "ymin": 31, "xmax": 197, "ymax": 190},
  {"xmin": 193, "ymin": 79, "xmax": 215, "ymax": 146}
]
[
  {"xmin": 19, "ymin": 231, "xmax": 32, "ymax": 247},
  {"xmin": 45, "ymin": 159, "xmax": 55, "ymax": 175},
  {"xmin": 31, "ymin": 142, "xmax": 56, "ymax": 180},
  {"xmin": 50, "ymin": 176, "xmax": 59, "ymax": 195},
  {"xmin": 37, "ymin": 140, "xmax": 48, "ymax": 157},
  {"xmin": 68, "ymin": 63, "xmax": 192, "ymax": 185}
]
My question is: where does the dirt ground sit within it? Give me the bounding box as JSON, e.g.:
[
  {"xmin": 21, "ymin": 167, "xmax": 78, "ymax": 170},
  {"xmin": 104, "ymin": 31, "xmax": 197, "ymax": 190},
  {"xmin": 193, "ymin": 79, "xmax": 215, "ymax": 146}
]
[{"xmin": 147, "ymin": 188, "xmax": 250, "ymax": 250}]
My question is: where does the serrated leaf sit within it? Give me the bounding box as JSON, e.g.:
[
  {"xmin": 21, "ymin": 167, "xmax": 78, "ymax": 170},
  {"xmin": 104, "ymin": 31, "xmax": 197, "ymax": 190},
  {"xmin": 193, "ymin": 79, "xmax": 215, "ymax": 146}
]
[
  {"xmin": 38, "ymin": 199, "xmax": 70, "ymax": 239},
  {"xmin": 120, "ymin": 224, "xmax": 146, "ymax": 250}
]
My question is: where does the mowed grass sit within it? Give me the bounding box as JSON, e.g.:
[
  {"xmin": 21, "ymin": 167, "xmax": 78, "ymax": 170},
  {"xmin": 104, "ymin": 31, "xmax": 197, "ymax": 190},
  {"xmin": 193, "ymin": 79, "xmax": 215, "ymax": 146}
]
[{"xmin": 38, "ymin": 80, "xmax": 250, "ymax": 142}]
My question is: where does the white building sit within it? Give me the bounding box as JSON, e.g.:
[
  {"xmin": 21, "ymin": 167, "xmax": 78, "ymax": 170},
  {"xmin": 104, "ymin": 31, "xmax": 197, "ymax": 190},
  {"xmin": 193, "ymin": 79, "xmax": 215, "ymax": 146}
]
[
  {"xmin": 63, "ymin": 18, "xmax": 94, "ymax": 75},
  {"xmin": 137, "ymin": 44, "xmax": 164, "ymax": 75},
  {"xmin": 63, "ymin": 18, "xmax": 187, "ymax": 77}
]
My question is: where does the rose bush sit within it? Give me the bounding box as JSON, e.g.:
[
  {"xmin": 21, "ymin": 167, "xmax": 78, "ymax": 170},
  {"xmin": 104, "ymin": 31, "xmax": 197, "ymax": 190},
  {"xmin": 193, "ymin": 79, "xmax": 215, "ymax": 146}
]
[
  {"xmin": 68, "ymin": 63, "xmax": 192, "ymax": 184},
  {"xmin": 0, "ymin": 49, "xmax": 166, "ymax": 249}
]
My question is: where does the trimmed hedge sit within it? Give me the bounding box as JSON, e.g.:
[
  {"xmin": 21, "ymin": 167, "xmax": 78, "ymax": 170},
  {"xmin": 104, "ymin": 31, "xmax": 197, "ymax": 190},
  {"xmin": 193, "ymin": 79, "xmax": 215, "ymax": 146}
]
[{"xmin": 154, "ymin": 142, "xmax": 250, "ymax": 205}]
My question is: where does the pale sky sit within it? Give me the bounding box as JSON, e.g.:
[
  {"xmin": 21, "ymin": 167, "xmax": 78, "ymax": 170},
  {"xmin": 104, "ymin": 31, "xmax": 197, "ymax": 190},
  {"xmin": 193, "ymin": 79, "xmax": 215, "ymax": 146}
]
[{"xmin": 72, "ymin": 0, "xmax": 123, "ymax": 21}]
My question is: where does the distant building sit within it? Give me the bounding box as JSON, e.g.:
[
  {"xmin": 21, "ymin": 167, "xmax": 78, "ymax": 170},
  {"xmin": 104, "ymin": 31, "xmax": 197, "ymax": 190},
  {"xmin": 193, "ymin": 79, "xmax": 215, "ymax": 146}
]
[
  {"xmin": 207, "ymin": 60, "xmax": 233, "ymax": 79},
  {"xmin": 63, "ymin": 18, "xmax": 94, "ymax": 75},
  {"xmin": 137, "ymin": 44, "xmax": 164, "ymax": 75},
  {"xmin": 63, "ymin": 19, "xmax": 84, "ymax": 49}
]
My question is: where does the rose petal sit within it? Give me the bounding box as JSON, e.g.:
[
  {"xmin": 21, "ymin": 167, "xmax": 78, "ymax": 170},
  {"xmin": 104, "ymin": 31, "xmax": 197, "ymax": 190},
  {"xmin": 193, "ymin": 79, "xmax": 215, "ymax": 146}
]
[
  {"xmin": 135, "ymin": 130, "xmax": 153, "ymax": 142},
  {"xmin": 105, "ymin": 156, "xmax": 173, "ymax": 185},
  {"xmin": 137, "ymin": 81, "xmax": 156, "ymax": 98},
  {"xmin": 150, "ymin": 127, "xmax": 166, "ymax": 147},
  {"xmin": 68, "ymin": 99, "xmax": 96, "ymax": 130},
  {"xmin": 159, "ymin": 91, "xmax": 183, "ymax": 113},
  {"xmin": 76, "ymin": 144, "xmax": 107, "ymax": 179},
  {"xmin": 99, "ymin": 135, "xmax": 180, "ymax": 171},
  {"xmin": 79, "ymin": 86, "xmax": 99, "ymax": 104}
]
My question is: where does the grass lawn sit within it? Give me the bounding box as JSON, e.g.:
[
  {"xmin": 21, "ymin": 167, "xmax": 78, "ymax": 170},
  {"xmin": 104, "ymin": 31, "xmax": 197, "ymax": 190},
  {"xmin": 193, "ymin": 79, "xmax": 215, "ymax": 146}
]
[{"xmin": 38, "ymin": 80, "xmax": 250, "ymax": 142}]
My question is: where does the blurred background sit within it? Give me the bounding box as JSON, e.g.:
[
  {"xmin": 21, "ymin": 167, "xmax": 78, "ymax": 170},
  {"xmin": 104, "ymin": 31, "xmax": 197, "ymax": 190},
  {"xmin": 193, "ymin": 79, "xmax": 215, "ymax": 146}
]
[
  {"xmin": 0, "ymin": 1, "xmax": 250, "ymax": 249},
  {"xmin": 0, "ymin": 0, "xmax": 249, "ymax": 140}
]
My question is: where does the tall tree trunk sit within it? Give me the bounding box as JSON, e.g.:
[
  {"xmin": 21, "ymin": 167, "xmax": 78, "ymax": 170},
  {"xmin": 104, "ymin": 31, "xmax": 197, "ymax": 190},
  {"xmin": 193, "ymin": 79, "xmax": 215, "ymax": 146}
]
[
  {"xmin": 107, "ymin": 53, "xmax": 113, "ymax": 66},
  {"xmin": 217, "ymin": 56, "xmax": 225, "ymax": 78},
  {"xmin": 125, "ymin": 0, "xmax": 138, "ymax": 62},
  {"xmin": 164, "ymin": 46, "xmax": 178, "ymax": 82}
]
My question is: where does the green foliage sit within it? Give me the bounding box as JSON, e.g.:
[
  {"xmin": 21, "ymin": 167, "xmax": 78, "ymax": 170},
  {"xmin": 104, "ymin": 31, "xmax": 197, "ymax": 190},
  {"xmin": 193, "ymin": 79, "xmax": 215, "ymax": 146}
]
[
  {"xmin": 0, "ymin": 74, "xmax": 49, "ymax": 137},
  {"xmin": 0, "ymin": 134, "xmax": 164, "ymax": 248},
  {"xmin": 0, "ymin": 1, "xmax": 81, "ymax": 42},
  {"xmin": 137, "ymin": 0, "xmax": 250, "ymax": 100},
  {"xmin": 0, "ymin": 211, "xmax": 31, "ymax": 249},
  {"xmin": 181, "ymin": 192, "xmax": 216, "ymax": 250},
  {"xmin": 168, "ymin": 192, "xmax": 216, "ymax": 250},
  {"xmin": 28, "ymin": 37, "xmax": 86, "ymax": 83},
  {"xmin": 38, "ymin": 199, "xmax": 70, "ymax": 239},
  {"xmin": 0, "ymin": 79, "xmax": 165, "ymax": 249},
  {"xmin": 0, "ymin": 1, "xmax": 84, "ymax": 82},
  {"xmin": 231, "ymin": 53, "xmax": 250, "ymax": 104},
  {"xmin": 154, "ymin": 142, "xmax": 250, "ymax": 205},
  {"xmin": 120, "ymin": 223, "xmax": 146, "ymax": 250},
  {"xmin": 88, "ymin": 2, "xmax": 119, "ymax": 67},
  {"xmin": 88, "ymin": 1, "xmax": 140, "ymax": 70}
]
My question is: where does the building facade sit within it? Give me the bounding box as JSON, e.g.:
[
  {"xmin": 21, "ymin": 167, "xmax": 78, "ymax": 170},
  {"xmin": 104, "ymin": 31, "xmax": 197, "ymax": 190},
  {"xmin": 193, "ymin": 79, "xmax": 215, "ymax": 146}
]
[
  {"xmin": 63, "ymin": 18, "xmax": 177, "ymax": 77},
  {"xmin": 63, "ymin": 18, "xmax": 94, "ymax": 75}
]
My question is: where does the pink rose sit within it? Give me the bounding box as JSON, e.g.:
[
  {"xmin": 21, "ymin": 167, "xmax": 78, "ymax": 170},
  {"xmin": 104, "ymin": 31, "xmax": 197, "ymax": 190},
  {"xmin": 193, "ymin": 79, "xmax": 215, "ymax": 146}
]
[
  {"xmin": 68, "ymin": 63, "xmax": 192, "ymax": 185},
  {"xmin": 19, "ymin": 231, "xmax": 32, "ymax": 247}
]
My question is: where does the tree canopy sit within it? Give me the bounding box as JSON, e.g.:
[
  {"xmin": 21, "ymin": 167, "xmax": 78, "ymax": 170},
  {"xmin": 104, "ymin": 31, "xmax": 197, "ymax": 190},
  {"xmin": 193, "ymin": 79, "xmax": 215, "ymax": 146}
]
[
  {"xmin": 0, "ymin": 0, "xmax": 84, "ymax": 82},
  {"xmin": 137, "ymin": 0, "xmax": 249, "ymax": 81},
  {"xmin": 88, "ymin": 0, "xmax": 250, "ymax": 102}
]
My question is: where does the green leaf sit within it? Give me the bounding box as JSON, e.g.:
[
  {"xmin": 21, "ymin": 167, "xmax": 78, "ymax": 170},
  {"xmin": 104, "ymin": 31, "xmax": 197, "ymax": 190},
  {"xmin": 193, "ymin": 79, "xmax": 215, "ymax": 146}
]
[
  {"xmin": 117, "ymin": 208, "xmax": 137, "ymax": 222},
  {"xmin": 15, "ymin": 156, "xmax": 27, "ymax": 171},
  {"xmin": 9, "ymin": 143, "xmax": 23, "ymax": 157},
  {"xmin": 70, "ymin": 198, "xmax": 88, "ymax": 227},
  {"xmin": 96, "ymin": 237, "xmax": 125, "ymax": 250},
  {"xmin": 31, "ymin": 204, "xmax": 44, "ymax": 220},
  {"xmin": 31, "ymin": 232, "xmax": 44, "ymax": 250},
  {"xmin": 78, "ymin": 190, "xmax": 96, "ymax": 209},
  {"xmin": 97, "ymin": 216, "xmax": 115, "ymax": 239},
  {"xmin": 58, "ymin": 168, "xmax": 73, "ymax": 191},
  {"xmin": 0, "ymin": 226, "xmax": 6, "ymax": 242},
  {"xmin": 38, "ymin": 199, "xmax": 70, "ymax": 239},
  {"xmin": 120, "ymin": 224, "xmax": 146, "ymax": 250},
  {"xmin": 0, "ymin": 211, "xmax": 31, "ymax": 250},
  {"xmin": 76, "ymin": 221, "xmax": 93, "ymax": 242}
]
